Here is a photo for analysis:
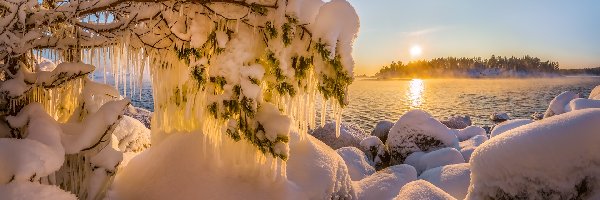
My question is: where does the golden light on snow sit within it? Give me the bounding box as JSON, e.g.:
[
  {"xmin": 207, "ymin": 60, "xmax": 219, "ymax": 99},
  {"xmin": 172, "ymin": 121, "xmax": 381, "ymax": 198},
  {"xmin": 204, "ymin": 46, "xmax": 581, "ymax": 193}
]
[
  {"xmin": 410, "ymin": 45, "xmax": 423, "ymax": 57},
  {"xmin": 408, "ymin": 79, "xmax": 424, "ymax": 108}
]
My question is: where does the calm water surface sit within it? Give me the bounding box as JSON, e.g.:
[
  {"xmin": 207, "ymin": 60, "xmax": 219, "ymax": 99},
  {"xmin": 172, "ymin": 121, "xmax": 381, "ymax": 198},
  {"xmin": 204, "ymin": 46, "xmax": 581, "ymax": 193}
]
[
  {"xmin": 343, "ymin": 77, "xmax": 600, "ymax": 131},
  {"xmin": 111, "ymin": 76, "xmax": 600, "ymax": 132}
]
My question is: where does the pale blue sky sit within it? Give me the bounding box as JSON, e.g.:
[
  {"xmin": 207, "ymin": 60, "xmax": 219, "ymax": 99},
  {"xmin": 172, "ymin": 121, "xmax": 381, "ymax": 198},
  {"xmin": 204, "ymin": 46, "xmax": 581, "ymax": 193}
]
[{"xmin": 347, "ymin": 0, "xmax": 600, "ymax": 75}]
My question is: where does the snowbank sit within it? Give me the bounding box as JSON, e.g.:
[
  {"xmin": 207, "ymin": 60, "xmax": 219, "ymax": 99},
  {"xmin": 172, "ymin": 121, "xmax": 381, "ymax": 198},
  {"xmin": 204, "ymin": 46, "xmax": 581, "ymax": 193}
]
[
  {"xmin": 111, "ymin": 130, "xmax": 307, "ymax": 200},
  {"xmin": 489, "ymin": 119, "xmax": 533, "ymax": 138},
  {"xmin": 467, "ymin": 108, "xmax": 600, "ymax": 199},
  {"xmin": 543, "ymin": 91, "xmax": 579, "ymax": 118},
  {"xmin": 386, "ymin": 110, "xmax": 459, "ymax": 165},
  {"xmin": 419, "ymin": 163, "xmax": 471, "ymax": 200},
  {"xmin": 0, "ymin": 181, "xmax": 76, "ymax": 200},
  {"xmin": 1, "ymin": 103, "xmax": 64, "ymax": 183},
  {"xmin": 371, "ymin": 120, "xmax": 394, "ymax": 142},
  {"xmin": 454, "ymin": 126, "xmax": 486, "ymax": 141},
  {"xmin": 336, "ymin": 147, "xmax": 375, "ymax": 181},
  {"xmin": 395, "ymin": 180, "xmax": 456, "ymax": 200},
  {"xmin": 309, "ymin": 122, "xmax": 370, "ymax": 150},
  {"xmin": 458, "ymin": 135, "xmax": 487, "ymax": 162},
  {"xmin": 355, "ymin": 164, "xmax": 417, "ymax": 200}
]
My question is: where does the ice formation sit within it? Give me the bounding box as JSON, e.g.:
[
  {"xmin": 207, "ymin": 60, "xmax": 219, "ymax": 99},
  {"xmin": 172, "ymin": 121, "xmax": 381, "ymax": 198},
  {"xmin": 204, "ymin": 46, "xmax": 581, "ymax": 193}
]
[
  {"xmin": 419, "ymin": 163, "xmax": 471, "ymax": 199},
  {"xmin": 467, "ymin": 108, "xmax": 600, "ymax": 199},
  {"xmin": 336, "ymin": 147, "xmax": 375, "ymax": 181},
  {"xmin": 355, "ymin": 164, "xmax": 417, "ymax": 200},
  {"xmin": 386, "ymin": 110, "xmax": 460, "ymax": 165},
  {"xmin": 489, "ymin": 119, "xmax": 533, "ymax": 138},
  {"xmin": 395, "ymin": 180, "xmax": 456, "ymax": 200}
]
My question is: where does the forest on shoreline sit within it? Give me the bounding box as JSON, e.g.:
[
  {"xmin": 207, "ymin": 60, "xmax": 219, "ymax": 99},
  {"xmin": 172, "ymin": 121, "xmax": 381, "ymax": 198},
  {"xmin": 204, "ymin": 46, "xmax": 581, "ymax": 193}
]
[{"xmin": 371, "ymin": 55, "xmax": 588, "ymax": 78}]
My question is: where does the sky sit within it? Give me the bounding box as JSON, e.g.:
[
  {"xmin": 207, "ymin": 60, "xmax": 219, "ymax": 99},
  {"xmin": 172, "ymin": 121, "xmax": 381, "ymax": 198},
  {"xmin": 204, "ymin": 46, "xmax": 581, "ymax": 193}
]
[{"xmin": 346, "ymin": 0, "xmax": 600, "ymax": 75}]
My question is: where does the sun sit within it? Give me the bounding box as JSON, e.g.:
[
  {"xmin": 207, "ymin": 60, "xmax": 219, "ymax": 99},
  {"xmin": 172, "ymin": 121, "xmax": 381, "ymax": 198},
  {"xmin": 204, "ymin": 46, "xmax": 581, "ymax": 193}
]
[{"xmin": 410, "ymin": 45, "xmax": 422, "ymax": 57}]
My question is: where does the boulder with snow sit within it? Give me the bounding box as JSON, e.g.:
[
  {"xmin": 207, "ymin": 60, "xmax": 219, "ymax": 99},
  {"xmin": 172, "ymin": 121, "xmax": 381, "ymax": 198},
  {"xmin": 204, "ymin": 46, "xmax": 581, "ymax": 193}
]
[
  {"xmin": 459, "ymin": 135, "xmax": 487, "ymax": 162},
  {"xmin": 590, "ymin": 85, "xmax": 600, "ymax": 100},
  {"xmin": 113, "ymin": 116, "xmax": 151, "ymax": 153},
  {"xmin": 386, "ymin": 110, "xmax": 459, "ymax": 165},
  {"xmin": 356, "ymin": 164, "xmax": 417, "ymax": 200},
  {"xmin": 415, "ymin": 148, "xmax": 465, "ymax": 174},
  {"xmin": 530, "ymin": 112, "xmax": 544, "ymax": 120},
  {"xmin": 490, "ymin": 119, "xmax": 533, "ymax": 138},
  {"xmin": 489, "ymin": 112, "xmax": 510, "ymax": 123},
  {"xmin": 467, "ymin": 108, "xmax": 600, "ymax": 200},
  {"xmin": 124, "ymin": 106, "xmax": 152, "ymax": 129},
  {"xmin": 543, "ymin": 91, "xmax": 579, "ymax": 118},
  {"xmin": 441, "ymin": 115, "xmax": 471, "ymax": 129},
  {"xmin": 309, "ymin": 122, "xmax": 369, "ymax": 150},
  {"xmin": 395, "ymin": 180, "xmax": 456, "ymax": 200},
  {"xmin": 336, "ymin": 147, "xmax": 375, "ymax": 181},
  {"xmin": 453, "ymin": 126, "xmax": 486, "ymax": 141},
  {"xmin": 567, "ymin": 98, "xmax": 600, "ymax": 112},
  {"xmin": 371, "ymin": 120, "xmax": 394, "ymax": 142},
  {"xmin": 360, "ymin": 136, "xmax": 390, "ymax": 170},
  {"xmin": 419, "ymin": 163, "xmax": 471, "ymax": 200}
]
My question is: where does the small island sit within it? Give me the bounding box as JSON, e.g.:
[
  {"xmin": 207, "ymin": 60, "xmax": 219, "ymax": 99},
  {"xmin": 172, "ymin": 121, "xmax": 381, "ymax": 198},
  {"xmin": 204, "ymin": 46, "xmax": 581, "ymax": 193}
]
[{"xmin": 374, "ymin": 55, "xmax": 571, "ymax": 79}]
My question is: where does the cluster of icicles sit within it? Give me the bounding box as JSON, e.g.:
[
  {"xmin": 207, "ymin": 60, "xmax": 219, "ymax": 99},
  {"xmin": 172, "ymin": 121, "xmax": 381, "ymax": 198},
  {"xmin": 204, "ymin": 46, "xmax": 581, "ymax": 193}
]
[{"xmin": 71, "ymin": 40, "xmax": 345, "ymax": 179}]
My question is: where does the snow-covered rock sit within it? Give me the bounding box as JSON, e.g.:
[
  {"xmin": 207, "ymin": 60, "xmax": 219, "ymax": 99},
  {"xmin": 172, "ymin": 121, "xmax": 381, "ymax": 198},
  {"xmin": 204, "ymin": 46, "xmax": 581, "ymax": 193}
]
[
  {"xmin": 371, "ymin": 120, "xmax": 394, "ymax": 142},
  {"xmin": 590, "ymin": 85, "xmax": 600, "ymax": 100},
  {"xmin": 441, "ymin": 115, "xmax": 471, "ymax": 129},
  {"xmin": 489, "ymin": 119, "xmax": 533, "ymax": 138},
  {"xmin": 360, "ymin": 136, "xmax": 389, "ymax": 170},
  {"xmin": 355, "ymin": 164, "xmax": 417, "ymax": 200},
  {"xmin": 395, "ymin": 180, "xmax": 456, "ymax": 200},
  {"xmin": 530, "ymin": 112, "xmax": 544, "ymax": 120},
  {"xmin": 0, "ymin": 181, "xmax": 76, "ymax": 200},
  {"xmin": 386, "ymin": 110, "xmax": 459, "ymax": 165},
  {"xmin": 467, "ymin": 108, "xmax": 600, "ymax": 200},
  {"xmin": 458, "ymin": 135, "xmax": 487, "ymax": 162},
  {"xmin": 336, "ymin": 147, "xmax": 375, "ymax": 181},
  {"xmin": 287, "ymin": 131, "xmax": 356, "ymax": 199},
  {"xmin": 403, "ymin": 152, "xmax": 426, "ymax": 174},
  {"xmin": 309, "ymin": 122, "xmax": 369, "ymax": 150},
  {"xmin": 113, "ymin": 116, "xmax": 151, "ymax": 153},
  {"xmin": 419, "ymin": 163, "xmax": 471, "ymax": 200},
  {"xmin": 567, "ymin": 98, "xmax": 600, "ymax": 112},
  {"xmin": 416, "ymin": 148, "xmax": 465, "ymax": 174},
  {"xmin": 453, "ymin": 126, "xmax": 486, "ymax": 141},
  {"xmin": 35, "ymin": 57, "xmax": 56, "ymax": 72},
  {"xmin": 124, "ymin": 106, "xmax": 152, "ymax": 129},
  {"xmin": 489, "ymin": 112, "xmax": 510, "ymax": 123},
  {"xmin": 543, "ymin": 91, "xmax": 579, "ymax": 118}
]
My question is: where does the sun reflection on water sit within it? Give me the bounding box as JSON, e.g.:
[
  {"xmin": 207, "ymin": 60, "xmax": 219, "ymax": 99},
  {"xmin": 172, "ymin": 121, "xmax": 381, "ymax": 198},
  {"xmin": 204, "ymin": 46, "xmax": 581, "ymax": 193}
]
[{"xmin": 408, "ymin": 79, "xmax": 424, "ymax": 108}]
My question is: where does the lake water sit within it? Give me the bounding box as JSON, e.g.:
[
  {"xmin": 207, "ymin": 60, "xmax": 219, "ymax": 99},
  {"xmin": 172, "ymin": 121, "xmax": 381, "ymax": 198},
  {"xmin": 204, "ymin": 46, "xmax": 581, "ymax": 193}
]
[
  {"xmin": 343, "ymin": 77, "xmax": 600, "ymax": 131},
  {"xmin": 111, "ymin": 76, "xmax": 600, "ymax": 132}
]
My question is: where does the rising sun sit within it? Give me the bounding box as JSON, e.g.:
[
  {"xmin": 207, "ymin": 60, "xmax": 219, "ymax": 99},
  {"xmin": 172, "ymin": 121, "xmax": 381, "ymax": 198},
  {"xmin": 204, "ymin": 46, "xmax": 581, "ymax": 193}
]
[{"xmin": 410, "ymin": 45, "xmax": 422, "ymax": 57}]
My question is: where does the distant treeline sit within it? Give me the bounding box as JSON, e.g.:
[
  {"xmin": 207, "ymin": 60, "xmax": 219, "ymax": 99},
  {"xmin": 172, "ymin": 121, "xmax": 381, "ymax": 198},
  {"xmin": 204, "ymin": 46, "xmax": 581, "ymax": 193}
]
[
  {"xmin": 375, "ymin": 55, "xmax": 560, "ymax": 78},
  {"xmin": 559, "ymin": 67, "xmax": 600, "ymax": 75}
]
